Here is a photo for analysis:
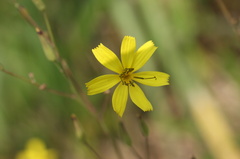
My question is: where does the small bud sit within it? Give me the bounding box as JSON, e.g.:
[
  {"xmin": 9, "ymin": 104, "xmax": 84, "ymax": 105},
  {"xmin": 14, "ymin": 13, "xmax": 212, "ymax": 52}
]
[
  {"xmin": 37, "ymin": 29, "xmax": 56, "ymax": 61},
  {"xmin": 71, "ymin": 114, "xmax": 83, "ymax": 139},
  {"xmin": 15, "ymin": 3, "xmax": 56, "ymax": 61},
  {"xmin": 28, "ymin": 72, "xmax": 36, "ymax": 83}
]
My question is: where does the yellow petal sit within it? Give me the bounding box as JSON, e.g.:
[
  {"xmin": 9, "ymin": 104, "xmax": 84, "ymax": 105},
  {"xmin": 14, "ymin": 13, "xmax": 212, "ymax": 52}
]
[
  {"xmin": 112, "ymin": 84, "xmax": 128, "ymax": 117},
  {"xmin": 86, "ymin": 74, "xmax": 120, "ymax": 95},
  {"xmin": 92, "ymin": 44, "xmax": 123, "ymax": 73},
  {"xmin": 133, "ymin": 71, "xmax": 170, "ymax": 86},
  {"xmin": 129, "ymin": 84, "xmax": 153, "ymax": 111},
  {"xmin": 121, "ymin": 36, "xmax": 136, "ymax": 68},
  {"xmin": 132, "ymin": 41, "xmax": 157, "ymax": 72}
]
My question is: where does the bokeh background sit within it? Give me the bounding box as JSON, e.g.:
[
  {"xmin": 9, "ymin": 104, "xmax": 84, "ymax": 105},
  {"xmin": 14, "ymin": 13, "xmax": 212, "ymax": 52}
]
[{"xmin": 1, "ymin": 0, "xmax": 240, "ymax": 159}]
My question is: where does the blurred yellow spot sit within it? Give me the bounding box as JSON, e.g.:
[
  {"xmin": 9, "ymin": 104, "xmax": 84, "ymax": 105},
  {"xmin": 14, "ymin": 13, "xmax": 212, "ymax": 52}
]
[{"xmin": 16, "ymin": 138, "xmax": 57, "ymax": 159}]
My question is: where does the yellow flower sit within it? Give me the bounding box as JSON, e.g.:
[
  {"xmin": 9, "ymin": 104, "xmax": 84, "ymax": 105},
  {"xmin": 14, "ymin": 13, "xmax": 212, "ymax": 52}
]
[
  {"xmin": 86, "ymin": 36, "xmax": 169, "ymax": 117},
  {"xmin": 16, "ymin": 138, "xmax": 57, "ymax": 159}
]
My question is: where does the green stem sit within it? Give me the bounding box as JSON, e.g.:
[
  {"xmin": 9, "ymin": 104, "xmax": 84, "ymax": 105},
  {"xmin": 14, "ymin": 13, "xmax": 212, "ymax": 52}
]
[
  {"xmin": 42, "ymin": 11, "xmax": 55, "ymax": 44},
  {"xmin": 59, "ymin": 59, "xmax": 98, "ymax": 117},
  {"xmin": 42, "ymin": 11, "xmax": 60, "ymax": 60},
  {"xmin": 83, "ymin": 139, "xmax": 103, "ymax": 159}
]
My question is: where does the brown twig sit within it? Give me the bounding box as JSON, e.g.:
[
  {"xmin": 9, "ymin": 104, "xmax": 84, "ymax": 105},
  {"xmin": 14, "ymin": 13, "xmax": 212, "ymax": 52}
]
[
  {"xmin": 215, "ymin": 0, "xmax": 236, "ymax": 25},
  {"xmin": 144, "ymin": 136, "xmax": 150, "ymax": 159},
  {"xmin": 215, "ymin": 0, "xmax": 240, "ymax": 36},
  {"xmin": 0, "ymin": 65, "xmax": 77, "ymax": 99}
]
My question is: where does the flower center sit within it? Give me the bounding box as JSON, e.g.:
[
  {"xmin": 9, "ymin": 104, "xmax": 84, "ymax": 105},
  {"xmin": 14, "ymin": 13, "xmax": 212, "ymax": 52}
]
[
  {"xmin": 119, "ymin": 68, "xmax": 158, "ymax": 86},
  {"xmin": 119, "ymin": 68, "xmax": 135, "ymax": 86}
]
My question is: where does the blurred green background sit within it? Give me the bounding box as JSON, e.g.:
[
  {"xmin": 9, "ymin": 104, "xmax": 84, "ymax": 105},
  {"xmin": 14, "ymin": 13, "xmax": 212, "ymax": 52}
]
[{"xmin": 1, "ymin": 0, "xmax": 240, "ymax": 159}]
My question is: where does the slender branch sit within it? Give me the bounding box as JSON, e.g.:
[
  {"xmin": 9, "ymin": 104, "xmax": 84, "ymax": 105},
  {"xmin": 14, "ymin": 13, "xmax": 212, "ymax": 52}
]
[
  {"xmin": 42, "ymin": 11, "xmax": 60, "ymax": 60},
  {"xmin": 144, "ymin": 136, "xmax": 150, "ymax": 159},
  {"xmin": 137, "ymin": 115, "xmax": 150, "ymax": 159},
  {"xmin": 131, "ymin": 146, "xmax": 143, "ymax": 159},
  {"xmin": 215, "ymin": 0, "xmax": 236, "ymax": 25},
  {"xmin": 111, "ymin": 136, "xmax": 124, "ymax": 159},
  {"xmin": 215, "ymin": 0, "xmax": 240, "ymax": 36},
  {"xmin": 42, "ymin": 11, "xmax": 56, "ymax": 48},
  {"xmin": 60, "ymin": 59, "xmax": 98, "ymax": 117},
  {"xmin": 71, "ymin": 114, "xmax": 103, "ymax": 159},
  {"xmin": 0, "ymin": 66, "xmax": 77, "ymax": 99},
  {"xmin": 82, "ymin": 139, "xmax": 103, "ymax": 159},
  {"xmin": 15, "ymin": 3, "xmax": 39, "ymax": 29}
]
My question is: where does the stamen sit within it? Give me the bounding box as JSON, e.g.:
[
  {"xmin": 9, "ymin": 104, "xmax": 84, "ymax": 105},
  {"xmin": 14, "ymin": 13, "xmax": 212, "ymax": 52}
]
[
  {"xmin": 134, "ymin": 76, "xmax": 157, "ymax": 80},
  {"xmin": 119, "ymin": 68, "xmax": 134, "ymax": 78},
  {"xmin": 120, "ymin": 78, "xmax": 124, "ymax": 85},
  {"xmin": 129, "ymin": 81, "xmax": 135, "ymax": 87},
  {"xmin": 119, "ymin": 68, "xmax": 135, "ymax": 86}
]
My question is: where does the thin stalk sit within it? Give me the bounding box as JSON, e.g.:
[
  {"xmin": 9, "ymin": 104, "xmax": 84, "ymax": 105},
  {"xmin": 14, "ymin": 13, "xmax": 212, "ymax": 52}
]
[
  {"xmin": 144, "ymin": 136, "xmax": 150, "ymax": 159},
  {"xmin": 42, "ymin": 11, "xmax": 60, "ymax": 60},
  {"xmin": 98, "ymin": 119, "xmax": 124, "ymax": 159},
  {"xmin": 60, "ymin": 59, "xmax": 98, "ymax": 117},
  {"xmin": 215, "ymin": 0, "xmax": 236, "ymax": 26},
  {"xmin": 0, "ymin": 66, "xmax": 77, "ymax": 99},
  {"xmin": 215, "ymin": 0, "xmax": 240, "ymax": 37},
  {"xmin": 111, "ymin": 136, "xmax": 123, "ymax": 159},
  {"xmin": 82, "ymin": 139, "xmax": 103, "ymax": 159},
  {"xmin": 71, "ymin": 114, "xmax": 103, "ymax": 159},
  {"xmin": 42, "ymin": 11, "xmax": 55, "ymax": 47},
  {"xmin": 131, "ymin": 146, "xmax": 143, "ymax": 159}
]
